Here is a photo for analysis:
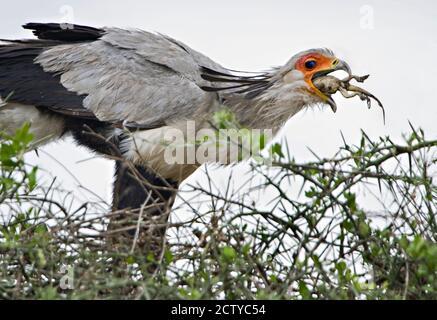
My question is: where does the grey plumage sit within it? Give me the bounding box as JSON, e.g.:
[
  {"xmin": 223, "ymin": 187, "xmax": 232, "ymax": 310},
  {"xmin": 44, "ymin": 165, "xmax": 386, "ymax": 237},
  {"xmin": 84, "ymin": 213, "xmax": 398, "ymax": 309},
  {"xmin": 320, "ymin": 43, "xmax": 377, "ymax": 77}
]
[
  {"xmin": 0, "ymin": 23, "xmax": 338, "ymax": 132},
  {"xmin": 34, "ymin": 27, "xmax": 230, "ymax": 128},
  {"xmin": 0, "ymin": 23, "xmax": 346, "ymax": 211}
]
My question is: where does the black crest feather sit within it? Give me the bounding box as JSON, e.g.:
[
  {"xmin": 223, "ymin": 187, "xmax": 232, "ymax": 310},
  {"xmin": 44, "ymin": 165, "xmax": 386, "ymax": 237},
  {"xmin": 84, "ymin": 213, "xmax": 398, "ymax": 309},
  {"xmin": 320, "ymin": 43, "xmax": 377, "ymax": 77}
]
[{"xmin": 200, "ymin": 66, "xmax": 273, "ymax": 99}]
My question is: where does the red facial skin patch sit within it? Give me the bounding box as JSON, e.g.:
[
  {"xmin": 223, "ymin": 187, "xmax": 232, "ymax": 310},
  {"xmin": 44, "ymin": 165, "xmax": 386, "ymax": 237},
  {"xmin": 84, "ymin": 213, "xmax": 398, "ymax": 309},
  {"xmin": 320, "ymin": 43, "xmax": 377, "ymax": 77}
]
[{"xmin": 295, "ymin": 53, "xmax": 338, "ymax": 102}]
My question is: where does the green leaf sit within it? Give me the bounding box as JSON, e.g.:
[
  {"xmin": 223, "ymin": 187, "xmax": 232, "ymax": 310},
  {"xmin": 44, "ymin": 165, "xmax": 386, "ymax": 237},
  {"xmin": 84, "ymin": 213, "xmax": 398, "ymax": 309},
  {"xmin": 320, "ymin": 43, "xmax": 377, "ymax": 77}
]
[
  {"xmin": 271, "ymin": 143, "xmax": 284, "ymax": 158},
  {"xmin": 298, "ymin": 281, "xmax": 311, "ymax": 299},
  {"xmin": 164, "ymin": 249, "xmax": 174, "ymax": 264},
  {"xmin": 358, "ymin": 221, "xmax": 371, "ymax": 237},
  {"xmin": 126, "ymin": 256, "xmax": 135, "ymax": 265},
  {"xmin": 28, "ymin": 167, "xmax": 38, "ymax": 191},
  {"xmin": 242, "ymin": 244, "xmax": 251, "ymax": 255},
  {"xmin": 222, "ymin": 246, "xmax": 237, "ymax": 262}
]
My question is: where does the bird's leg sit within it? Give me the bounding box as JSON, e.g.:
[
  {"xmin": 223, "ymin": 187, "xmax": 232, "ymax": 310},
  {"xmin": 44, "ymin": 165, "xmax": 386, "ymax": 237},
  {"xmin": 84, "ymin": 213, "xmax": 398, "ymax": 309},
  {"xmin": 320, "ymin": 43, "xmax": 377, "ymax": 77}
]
[
  {"xmin": 108, "ymin": 160, "xmax": 178, "ymax": 270},
  {"xmin": 69, "ymin": 122, "xmax": 178, "ymax": 267}
]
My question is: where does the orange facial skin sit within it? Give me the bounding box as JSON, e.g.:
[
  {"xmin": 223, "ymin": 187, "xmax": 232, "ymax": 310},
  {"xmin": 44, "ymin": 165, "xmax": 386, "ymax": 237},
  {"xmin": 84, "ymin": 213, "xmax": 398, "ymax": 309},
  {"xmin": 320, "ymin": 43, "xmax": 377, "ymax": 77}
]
[{"xmin": 295, "ymin": 53, "xmax": 339, "ymax": 102}]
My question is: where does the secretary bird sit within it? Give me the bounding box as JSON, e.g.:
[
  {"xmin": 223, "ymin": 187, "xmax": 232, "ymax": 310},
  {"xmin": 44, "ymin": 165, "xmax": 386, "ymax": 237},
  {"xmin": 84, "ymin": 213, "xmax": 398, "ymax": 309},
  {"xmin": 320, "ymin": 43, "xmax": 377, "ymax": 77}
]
[{"xmin": 0, "ymin": 23, "xmax": 353, "ymax": 227}]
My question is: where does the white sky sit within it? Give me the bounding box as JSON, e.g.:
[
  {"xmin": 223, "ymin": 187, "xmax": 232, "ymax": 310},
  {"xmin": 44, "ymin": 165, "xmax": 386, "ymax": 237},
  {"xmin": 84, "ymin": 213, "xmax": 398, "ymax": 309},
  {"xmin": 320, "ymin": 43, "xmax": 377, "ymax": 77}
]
[{"xmin": 1, "ymin": 0, "xmax": 436, "ymax": 207}]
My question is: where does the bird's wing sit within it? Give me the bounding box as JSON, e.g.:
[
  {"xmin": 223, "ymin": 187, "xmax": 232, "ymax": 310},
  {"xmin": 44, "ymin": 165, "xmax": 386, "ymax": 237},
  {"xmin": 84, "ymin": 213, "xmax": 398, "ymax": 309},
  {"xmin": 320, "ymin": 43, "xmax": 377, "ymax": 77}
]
[
  {"xmin": 0, "ymin": 24, "xmax": 101, "ymax": 119},
  {"xmin": 0, "ymin": 23, "xmax": 229, "ymax": 128},
  {"xmin": 36, "ymin": 24, "xmax": 230, "ymax": 128}
]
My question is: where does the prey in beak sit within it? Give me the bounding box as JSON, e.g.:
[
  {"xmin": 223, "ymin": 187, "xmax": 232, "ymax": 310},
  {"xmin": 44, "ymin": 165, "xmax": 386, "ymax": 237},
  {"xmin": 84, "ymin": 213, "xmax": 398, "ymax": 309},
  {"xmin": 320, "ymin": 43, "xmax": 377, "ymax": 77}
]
[
  {"xmin": 310, "ymin": 59, "xmax": 352, "ymax": 112},
  {"xmin": 294, "ymin": 52, "xmax": 383, "ymax": 119},
  {"xmin": 294, "ymin": 52, "xmax": 353, "ymax": 113},
  {"xmin": 313, "ymin": 74, "xmax": 386, "ymax": 124}
]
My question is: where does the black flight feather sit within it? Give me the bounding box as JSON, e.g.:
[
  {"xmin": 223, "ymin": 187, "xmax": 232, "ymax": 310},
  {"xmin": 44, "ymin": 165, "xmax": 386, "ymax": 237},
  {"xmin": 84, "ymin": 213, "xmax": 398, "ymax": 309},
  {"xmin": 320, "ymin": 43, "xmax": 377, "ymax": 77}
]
[
  {"xmin": 0, "ymin": 25, "xmax": 100, "ymax": 119},
  {"xmin": 23, "ymin": 23, "xmax": 105, "ymax": 42}
]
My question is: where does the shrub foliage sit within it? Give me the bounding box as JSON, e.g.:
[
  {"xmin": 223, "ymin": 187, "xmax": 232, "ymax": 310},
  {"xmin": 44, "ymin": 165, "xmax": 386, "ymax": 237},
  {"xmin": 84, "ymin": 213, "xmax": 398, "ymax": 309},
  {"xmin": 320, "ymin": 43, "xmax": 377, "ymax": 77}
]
[{"xmin": 0, "ymin": 124, "xmax": 436, "ymax": 299}]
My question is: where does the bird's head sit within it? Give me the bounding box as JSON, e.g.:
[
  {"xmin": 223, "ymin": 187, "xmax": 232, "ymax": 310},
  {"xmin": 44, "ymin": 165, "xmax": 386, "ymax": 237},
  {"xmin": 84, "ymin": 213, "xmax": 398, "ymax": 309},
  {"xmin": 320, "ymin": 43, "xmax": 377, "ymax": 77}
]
[
  {"xmin": 277, "ymin": 48, "xmax": 351, "ymax": 112},
  {"xmin": 201, "ymin": 48, "xmax": 353, "ymax": 128}
]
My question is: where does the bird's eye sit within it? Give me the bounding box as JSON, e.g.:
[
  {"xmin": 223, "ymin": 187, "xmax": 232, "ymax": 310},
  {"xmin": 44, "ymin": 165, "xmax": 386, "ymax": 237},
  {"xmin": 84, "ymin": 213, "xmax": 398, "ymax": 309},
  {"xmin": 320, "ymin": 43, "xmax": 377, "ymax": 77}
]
[{"xmin": 305, "ymin": 60, "xmax": 317, "ymax": 70}]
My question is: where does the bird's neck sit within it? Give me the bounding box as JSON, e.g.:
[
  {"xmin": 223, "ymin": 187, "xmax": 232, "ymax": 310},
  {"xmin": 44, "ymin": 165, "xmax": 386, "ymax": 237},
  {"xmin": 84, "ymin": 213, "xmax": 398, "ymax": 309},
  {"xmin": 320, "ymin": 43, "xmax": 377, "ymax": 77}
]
[{"xmin": 223, "ymin": 82, "xmax": 315, "ymax": 131}]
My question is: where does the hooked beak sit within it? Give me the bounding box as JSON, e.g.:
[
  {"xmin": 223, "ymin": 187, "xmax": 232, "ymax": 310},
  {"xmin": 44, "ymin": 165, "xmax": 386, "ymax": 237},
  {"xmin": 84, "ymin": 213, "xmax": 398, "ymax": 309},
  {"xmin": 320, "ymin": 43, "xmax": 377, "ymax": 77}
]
[
  {"xmin": 311, "ymin": 59, "xmax": 352, "ymax": 113},
  {"xmin": 334, "ymin": 60, "xmax": 352, "ymax": 76}
]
